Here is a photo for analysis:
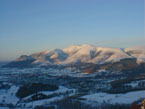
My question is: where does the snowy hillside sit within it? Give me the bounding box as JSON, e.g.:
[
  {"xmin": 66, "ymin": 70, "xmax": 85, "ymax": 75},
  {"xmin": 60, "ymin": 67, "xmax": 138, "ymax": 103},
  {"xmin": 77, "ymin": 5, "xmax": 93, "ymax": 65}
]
[
  {"xmin": 82, "ymin": 90, "xmax": 145, "ymax": 105},
  {"xmin": 29, "ymin": 44, "xmax": 145, "ymax": 65},
  {"xmin": 125, "ymin": 46, "xmax": 145, "ymax": 63},
  {"xmin": 4, "ymin": 44, "xmax": 145, "ymax": 68}
]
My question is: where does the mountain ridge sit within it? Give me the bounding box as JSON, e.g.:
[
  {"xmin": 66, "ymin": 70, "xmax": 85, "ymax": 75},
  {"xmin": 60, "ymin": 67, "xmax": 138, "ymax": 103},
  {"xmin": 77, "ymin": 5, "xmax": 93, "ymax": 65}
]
[{"xmin": 3, "ymin": 44, "xmax": 145, "ymax": 72}]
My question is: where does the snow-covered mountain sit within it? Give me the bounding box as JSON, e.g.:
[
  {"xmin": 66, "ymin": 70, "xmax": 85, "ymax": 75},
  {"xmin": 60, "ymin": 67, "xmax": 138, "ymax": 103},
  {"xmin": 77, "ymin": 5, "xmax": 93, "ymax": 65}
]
[
  {"xmin": 62, "ymin": 44, "xmax": 133, "ymax": 64},
  {"xmin": 125, "ymin": 46, "xmax": 145, "ymax": 64},
  {"xmin": 6, "ymin": 44, "xmax": 145, "ymax": 66}
]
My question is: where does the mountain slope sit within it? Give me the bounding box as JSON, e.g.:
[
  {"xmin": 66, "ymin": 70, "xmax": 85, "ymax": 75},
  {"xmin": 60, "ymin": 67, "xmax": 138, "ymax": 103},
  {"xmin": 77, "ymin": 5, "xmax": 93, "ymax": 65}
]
[
  {"xmin": 125, "ymin": 46, "xmax": 145, "ymax": 63},
  {"xmin": 3, "ymin": 55, "xmax": 35, "ymax": 68},
  {"xmin": 3, "ymin": 44, "xmax": 145, "ymax": 70}
]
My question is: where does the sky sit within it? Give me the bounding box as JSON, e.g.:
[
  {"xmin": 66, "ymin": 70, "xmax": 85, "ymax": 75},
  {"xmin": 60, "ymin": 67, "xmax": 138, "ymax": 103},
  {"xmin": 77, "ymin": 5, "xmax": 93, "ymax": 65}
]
[{"xmin": 0, "ymin": 0, "xmax": 144, "ymax": 61}]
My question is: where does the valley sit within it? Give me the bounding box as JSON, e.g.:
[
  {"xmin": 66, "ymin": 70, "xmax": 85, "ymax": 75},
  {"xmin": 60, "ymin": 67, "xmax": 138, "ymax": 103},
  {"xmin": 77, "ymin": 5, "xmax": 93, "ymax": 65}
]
[{"xmin": 0, "ymin": 65, "xmax": 145, "ymax": 109}]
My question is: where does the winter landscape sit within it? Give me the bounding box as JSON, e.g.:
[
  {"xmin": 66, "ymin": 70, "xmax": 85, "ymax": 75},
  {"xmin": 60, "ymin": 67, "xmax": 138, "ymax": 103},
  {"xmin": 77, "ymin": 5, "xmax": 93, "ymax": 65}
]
[
  {"xmin": 0, "ymin": 0, "xmax": 144, "ymax": 109},
  {"xmin": 0, "ymin": 44, "xmax": 145, "ymax": 109}
]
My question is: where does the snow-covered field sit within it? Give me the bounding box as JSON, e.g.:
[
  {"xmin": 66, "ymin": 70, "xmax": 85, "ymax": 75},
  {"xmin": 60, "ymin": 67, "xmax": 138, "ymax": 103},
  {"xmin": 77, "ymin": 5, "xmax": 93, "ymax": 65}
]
[
  {"xmin": 125, "ymin": 80, "xmax": 145, "ymax": 88},
  {"xmin": 82, "ymin": 90, "xmax": 145, "ymax": 104},
  {"xmin": 0, "ymin": 85, "xmax": 19, "ymax": 105},
  {"xmin": 19, "ymin": 86, "xmax": 75, "ymax": 108},
  {"xmin": 0, "ymin": 84, "xmax": 75, "ymax": 108}
]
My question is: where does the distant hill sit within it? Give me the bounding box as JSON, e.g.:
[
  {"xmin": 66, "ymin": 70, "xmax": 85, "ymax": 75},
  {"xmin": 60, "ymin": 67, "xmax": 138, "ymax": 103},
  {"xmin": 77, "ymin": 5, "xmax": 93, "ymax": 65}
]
[{"xmin": 3, "ymin": 44, "xmax": 145, "ymax": 73}]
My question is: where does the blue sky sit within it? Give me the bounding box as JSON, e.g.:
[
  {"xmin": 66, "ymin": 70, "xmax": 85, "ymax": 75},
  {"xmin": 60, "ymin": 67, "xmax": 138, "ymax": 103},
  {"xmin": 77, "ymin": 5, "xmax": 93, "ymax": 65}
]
[{"xmin": 0, "ymin": 0, "xmax": 144, "ymax": 61}]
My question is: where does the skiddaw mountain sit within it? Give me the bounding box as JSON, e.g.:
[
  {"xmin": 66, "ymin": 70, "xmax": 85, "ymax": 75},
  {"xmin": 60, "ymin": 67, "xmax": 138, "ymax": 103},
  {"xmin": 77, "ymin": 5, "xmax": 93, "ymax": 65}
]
[{"xmin": 4, "ymin": 44, "xmax": 145, "ymax": 73}]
